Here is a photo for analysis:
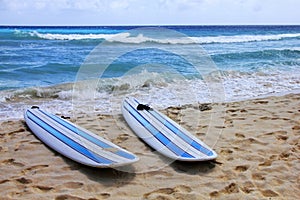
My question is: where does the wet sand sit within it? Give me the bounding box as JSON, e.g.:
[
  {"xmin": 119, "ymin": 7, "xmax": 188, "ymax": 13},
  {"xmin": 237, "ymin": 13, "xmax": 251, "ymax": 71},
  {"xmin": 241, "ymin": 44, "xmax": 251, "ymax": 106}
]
[{"xmin": 0, "ymin": 93, "xmax": 299, "ymax": 199}]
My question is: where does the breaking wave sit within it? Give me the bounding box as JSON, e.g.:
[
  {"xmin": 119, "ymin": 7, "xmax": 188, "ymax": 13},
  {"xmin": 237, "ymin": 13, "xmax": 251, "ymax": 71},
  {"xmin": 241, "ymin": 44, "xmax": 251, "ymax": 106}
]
[
  {"xmin": 16, "ymin": 30, "xmax": 300, "ymax": 44},
  {"xmin": 1, "ymin": 69, "xmax": 300, "ymax": 120},
  {"xmin": 2, "ymin": 68, "xmax": 300, "ymax": 102}
]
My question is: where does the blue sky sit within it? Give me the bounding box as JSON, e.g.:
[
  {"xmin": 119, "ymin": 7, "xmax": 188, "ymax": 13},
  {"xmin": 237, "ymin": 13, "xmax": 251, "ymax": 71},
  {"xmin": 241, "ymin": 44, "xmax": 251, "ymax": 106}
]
[{"xmin": 0, "ymin": 0, "xmax": 299, "ymax": 25}]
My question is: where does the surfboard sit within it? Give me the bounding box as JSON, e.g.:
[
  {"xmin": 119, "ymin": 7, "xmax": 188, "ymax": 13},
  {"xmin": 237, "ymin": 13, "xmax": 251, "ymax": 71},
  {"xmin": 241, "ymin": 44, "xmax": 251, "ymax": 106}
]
[
  {"xmin": 24, "ymin": 106, "xmax": 139, "ymax": 168},
  {"xmin": 122, "ymin": 97, "xmax": 218, "ymax": 161}
]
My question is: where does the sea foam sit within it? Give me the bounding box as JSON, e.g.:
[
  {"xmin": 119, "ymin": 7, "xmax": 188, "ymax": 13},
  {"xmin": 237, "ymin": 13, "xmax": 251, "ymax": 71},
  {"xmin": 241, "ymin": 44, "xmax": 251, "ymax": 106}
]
[
  {"xmin": 25, "ymin": 31, "xmax": 300, "ymax": 44},
  {"xmin": 1, "ymin": 68, "xmax": 300, "ymax": 121}
]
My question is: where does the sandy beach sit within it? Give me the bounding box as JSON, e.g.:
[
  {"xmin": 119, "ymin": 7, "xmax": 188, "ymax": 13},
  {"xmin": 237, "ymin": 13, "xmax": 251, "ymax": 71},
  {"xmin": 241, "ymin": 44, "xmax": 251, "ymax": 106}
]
[{"xmin": 0, "ymin": 93, "xmax": 299, "ymax": 199}]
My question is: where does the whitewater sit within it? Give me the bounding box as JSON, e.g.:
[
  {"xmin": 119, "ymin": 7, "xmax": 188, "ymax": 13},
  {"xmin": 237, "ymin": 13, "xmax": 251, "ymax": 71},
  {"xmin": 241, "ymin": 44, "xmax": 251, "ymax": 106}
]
[{"xmin": 23, "ymin": 30, "xmax": 300, "ymax": 44}]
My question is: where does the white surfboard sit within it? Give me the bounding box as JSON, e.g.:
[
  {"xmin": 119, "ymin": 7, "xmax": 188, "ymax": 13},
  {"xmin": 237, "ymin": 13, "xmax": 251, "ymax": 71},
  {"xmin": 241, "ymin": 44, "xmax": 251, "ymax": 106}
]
[
  {"xmin": 24, "ymin": 107, "xmax": 139, "ymax": 168},
  {"xmin": 122, "ymin": 97, "xmax": 217, "ymax": 161}
]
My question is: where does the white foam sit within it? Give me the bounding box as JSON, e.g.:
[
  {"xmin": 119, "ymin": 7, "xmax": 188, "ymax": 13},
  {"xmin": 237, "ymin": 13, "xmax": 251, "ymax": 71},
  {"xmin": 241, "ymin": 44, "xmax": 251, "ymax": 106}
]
[
  {"xmin": 30, "ymin": 31, "xmax": 300, "ymax": 44},
  {"xmin": 190, "ymin": 33, "xmax": 300, "ymax": 44},
  {"xmin": 221, "ymin": 70, "xmax": 300, "ymax": 101},
  {"xmin": 1, "ymin": 69, "xmax": 300, "ymax": 121},
  {"xmin": 29, "ymin": 31, "xmax": 129, "ymax": 41}
]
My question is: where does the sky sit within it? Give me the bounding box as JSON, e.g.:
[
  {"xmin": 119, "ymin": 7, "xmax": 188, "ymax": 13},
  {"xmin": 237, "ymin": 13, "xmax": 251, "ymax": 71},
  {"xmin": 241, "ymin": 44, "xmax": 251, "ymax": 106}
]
[{"xmin": 0, "ymin": 0, "xmax": 299, "ymax": 25}]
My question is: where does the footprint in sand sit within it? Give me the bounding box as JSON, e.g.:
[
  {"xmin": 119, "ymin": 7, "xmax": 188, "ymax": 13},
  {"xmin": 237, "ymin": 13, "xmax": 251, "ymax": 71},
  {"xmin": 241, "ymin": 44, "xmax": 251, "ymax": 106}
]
[
  {"xmin": 276, "ymin": 135, "xmax": 288, "ymax": 141},
  {"xmin": 209, "ymin": 183, "xmax": 239, "ymax": 198},
  {"xmin": 62, "ymin": 181, "xmax": 84, "ymax": 189},
  {"xmin": 292, "ymin": 125, "xmax": 300, "ymax": 130},
  {"xmin": 234, "ymin": 165, "xmax": 250, "ymax": 172},
  {"xmin": 2, "ymin": 158, "xmax": 25, "ymax": 167},
  {"xmin": 55, "ymin": 194, "xmax": 84, "ymax": 200},
  {"xmin": 223, "ymin": 183, "xmax": 239, "ymax": 194},
  {"xmin": 279, "ymin": 151, "xmax": 291, "ymax": 160},
  {"xmin": 253, "ymin": 100, "xmax": 269, "ymax": 104},
  {"xmin": 0, "ymin": 179, "xmax": 10, "ymax": 184},
  {"xmin": 252, "ymin": 172, "xmax": 266, "ymax": 181},
  {"xmin": 55, "ymin": 193, "xmax": 110, "ymax": 200},
  {"xmin": 98, "ymin": 193, "xmax": 111, "ymax": 199},
  {"xmin": 33, "ymin": 185, "xmax": 54, "ymax": 192},
  {"xmin": 21, "ymin": 164, "xmax": 49, "ymax": 175},
  {"xmin": 240, "ymin": 181, "xmax": 255, "ymax": 194},
  {"xmin": 113, "ymin": 133, "xmax": 130, "ymax": 144},
  {"xmin": 233, "ymin": 137, "xmax": 267, "ymax": 146},
  {"xmin": 226, "ymin": 108, "xmax": 248, "ymax": 114},
  {"xmin": 15, "ymin": 177, "xmax": 32, "ymax": 184},
  {"xmin": 260, "ymin": 189, "xmax": 279, "ymax": 197},
  {"xmin": 235, "ymin": 133, "xmax": 245, "ymax": 138},
  {"xmin": 143, "ymin": 185, "xmax": 193, "ymax": 200},
  {"xmin": 7, "ymin": 128, "xmax": 26, "ymax": 136},
  {"xmin": 259, "ymin": 159, "xmax": 273, "ymax": 167}
]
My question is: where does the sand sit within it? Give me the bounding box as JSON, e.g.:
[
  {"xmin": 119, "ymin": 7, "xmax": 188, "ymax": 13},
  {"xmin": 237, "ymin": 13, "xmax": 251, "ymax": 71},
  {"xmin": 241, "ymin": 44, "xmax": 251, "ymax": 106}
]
[{"xmin": 0, "ymin": 93, "xmax": 299, "ymax": 200}]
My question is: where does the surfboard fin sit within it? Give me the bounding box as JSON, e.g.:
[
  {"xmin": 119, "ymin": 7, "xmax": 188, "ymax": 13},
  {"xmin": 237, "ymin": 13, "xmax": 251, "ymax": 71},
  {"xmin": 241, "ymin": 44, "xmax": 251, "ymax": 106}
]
[
  {"xmin": 61, "ymin": 115, "xmax": 70, "ymax": 119},
  {"xmin": 137, "ymin": 104, "xmax": 151, "ymax": 111}
]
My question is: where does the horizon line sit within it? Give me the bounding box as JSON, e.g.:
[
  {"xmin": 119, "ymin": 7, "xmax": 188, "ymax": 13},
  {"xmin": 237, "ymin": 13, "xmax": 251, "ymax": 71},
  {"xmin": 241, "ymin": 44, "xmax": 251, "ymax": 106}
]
[{"xmin": 1, "ymin": 23, "xmax": 300, "ymax": 27}]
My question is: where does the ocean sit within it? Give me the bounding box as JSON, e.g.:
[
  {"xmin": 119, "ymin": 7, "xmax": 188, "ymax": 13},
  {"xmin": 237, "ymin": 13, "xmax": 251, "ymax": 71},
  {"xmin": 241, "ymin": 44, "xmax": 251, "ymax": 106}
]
[{"xmin": 0, "ymin": 25, "xmax": 300, "ymax": 120}]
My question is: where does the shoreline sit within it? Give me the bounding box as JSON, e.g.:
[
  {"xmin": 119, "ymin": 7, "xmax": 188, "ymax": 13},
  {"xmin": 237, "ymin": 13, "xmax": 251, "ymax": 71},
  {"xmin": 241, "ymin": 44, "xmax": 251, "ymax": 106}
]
[
  {"xmin": 1, "ymin": 92, "xmax": 299, "ymax": 199},
  {"xmin": 1, "ymin": 78, "xmax": 300, "ymax": 122}
]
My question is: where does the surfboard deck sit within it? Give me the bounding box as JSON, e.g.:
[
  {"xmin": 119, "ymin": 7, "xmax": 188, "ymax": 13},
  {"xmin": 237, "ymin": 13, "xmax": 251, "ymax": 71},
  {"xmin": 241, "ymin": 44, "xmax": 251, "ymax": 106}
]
[
  {"xmin": 24, "ymin": 107, "xmax": 139, "ymax": 168},
  {"xmin": 122, "ymin": 97, "xmax": 217, "ymax": 161}
]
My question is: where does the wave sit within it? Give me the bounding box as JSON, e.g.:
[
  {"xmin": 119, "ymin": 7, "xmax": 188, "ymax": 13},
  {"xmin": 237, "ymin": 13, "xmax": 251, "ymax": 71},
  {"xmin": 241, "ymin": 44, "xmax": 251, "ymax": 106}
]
[
  {"xmin": 1, "ymin": 68, "xmax": 300, "ymax": 121},
  {"xmin": 2, "ymin": 68, "xmax": 300, "ymax": 103},
  {"xmin": 1, "ymin": 71, "xmax": 172, "ymax": 102},
  {"xmin": 26, "ymin": 31, "xmax": 122, "ymax": 41},
  {"xmin": 16, "ymin": 30, "xmax": 300, "ymax": 44},
  {"xmin": 191, "ymin": 33, "xmax": 300, "ymax": 44},
  {"xmin": 213, "ymin": 48, "xmax": 300, "ymax": 62}
]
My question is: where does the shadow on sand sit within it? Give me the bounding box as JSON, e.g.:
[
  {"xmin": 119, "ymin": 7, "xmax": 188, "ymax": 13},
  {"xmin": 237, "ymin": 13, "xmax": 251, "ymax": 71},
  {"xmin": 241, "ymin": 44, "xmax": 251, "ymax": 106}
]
[
  {"xmin": 62, "ymin": 158, "xmax": 137, "ymax": 187},
  {"xmin": 169, "ymin": 159, "xmax": 220, "ymax": 175}
]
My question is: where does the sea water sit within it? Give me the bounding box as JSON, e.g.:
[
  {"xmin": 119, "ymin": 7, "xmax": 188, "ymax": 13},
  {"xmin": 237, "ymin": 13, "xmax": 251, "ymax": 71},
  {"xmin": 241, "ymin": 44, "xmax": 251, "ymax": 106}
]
[{"xmin": 0, "ymin": 25, "xmax": 300, "ymax": 120}]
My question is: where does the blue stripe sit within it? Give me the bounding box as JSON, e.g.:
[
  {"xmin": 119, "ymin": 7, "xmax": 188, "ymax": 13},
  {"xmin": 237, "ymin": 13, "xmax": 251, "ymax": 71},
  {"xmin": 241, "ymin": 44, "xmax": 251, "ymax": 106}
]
[
  {"xmin": 115, "ymin": 150, "xmax": 136, "ymax": 160},
  {"xmin": 133, "ymin": 99, "xmax": 213, "ymax": 156},
  {"xmin": 124, "ymin": 100, "xmax": 194, "ymax": 158},
  {"xmin": 39, "ymin": 110, "xmax": 136, "ymax": 160},
  {"xmin": 27, "ymin": 110, "xmax": 114, "ymax": 165},
  {"xmin": 151, "ymin": 111, "xmax": 213, "ymax": 156}
]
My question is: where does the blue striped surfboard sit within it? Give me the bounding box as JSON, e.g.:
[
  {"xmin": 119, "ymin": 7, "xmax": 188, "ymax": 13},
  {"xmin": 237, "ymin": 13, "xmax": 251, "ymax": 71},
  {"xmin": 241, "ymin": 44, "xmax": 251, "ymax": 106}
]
[
  {"xmin": 122, "ymin": 97, "xmax": 217, "ymax": 161},
  {"xmin": 24, "ymin": 107, "xmax": 139, "ymax": 167}
]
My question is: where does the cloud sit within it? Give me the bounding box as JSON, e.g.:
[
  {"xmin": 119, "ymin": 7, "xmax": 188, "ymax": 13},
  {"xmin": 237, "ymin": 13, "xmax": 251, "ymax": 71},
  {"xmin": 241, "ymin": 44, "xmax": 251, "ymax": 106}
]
[
  {"xmin": 0, "ymin": 0, "xmax": 299, "ymax": 25},
  {"xmin": 0, "ymin": 0, "xmax": 138, "ymax": 12},
  {"xmin": 110, "ymin": 0, "xmax": 131, "ymax": 10},
  {"xmin": 0, "ymin": 0, "xmax": 105, "ymax": 11},
  {"xmin": 158, "ymin": 0, "xmax": 205, "ymax": 11}
]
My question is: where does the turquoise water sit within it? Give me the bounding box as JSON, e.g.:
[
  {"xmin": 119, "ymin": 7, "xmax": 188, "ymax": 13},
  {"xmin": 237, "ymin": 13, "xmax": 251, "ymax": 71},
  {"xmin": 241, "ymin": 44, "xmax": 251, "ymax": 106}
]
[{"xmin": 0, "ymin": 25, "xmax": 300, "ymax": 119}]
